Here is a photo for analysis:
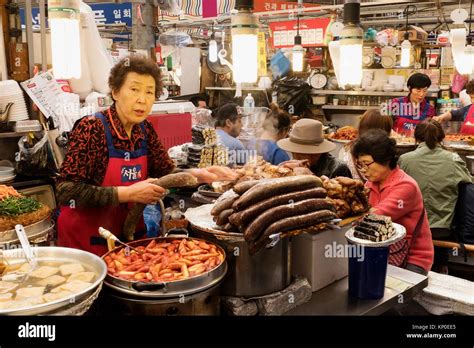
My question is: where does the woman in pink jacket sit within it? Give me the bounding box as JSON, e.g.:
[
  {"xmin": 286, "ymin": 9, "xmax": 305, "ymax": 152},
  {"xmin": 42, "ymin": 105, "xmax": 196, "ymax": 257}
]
[{"xmin": 351, "ymin": 129, "xmax": 434, "ymax": 275}]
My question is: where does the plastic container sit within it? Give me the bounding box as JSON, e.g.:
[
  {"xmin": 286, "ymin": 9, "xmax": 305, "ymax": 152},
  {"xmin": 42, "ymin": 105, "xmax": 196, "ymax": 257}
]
[
  {"xmin": 13, "ymin": 120, "xmax": 43, "ymax": 132},
  {"xmin": 345, "ymin": 222, "xmax": 406, "ymax": 300},
  {"xmin": 244, "ymin": 93, "xmax": 255, "ymax": 108},
  {"xmin": 348, "ymin": 244, "xmax": 389, "ymax": 299},
  {"xmin": 291, "ymin": 226, "xmax": 349, "ymax": 292}
]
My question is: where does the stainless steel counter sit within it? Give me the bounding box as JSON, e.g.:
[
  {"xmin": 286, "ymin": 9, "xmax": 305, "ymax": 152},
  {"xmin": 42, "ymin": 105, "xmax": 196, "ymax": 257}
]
[{"xmin": 285, "ymin": 265, "xmax": 428, "ymax": 316}]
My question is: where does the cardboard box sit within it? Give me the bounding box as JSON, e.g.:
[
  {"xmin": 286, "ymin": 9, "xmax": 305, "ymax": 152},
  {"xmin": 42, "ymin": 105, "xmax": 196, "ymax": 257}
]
[
  {"xmin": 398, "ymin": 26, "xmax": 428, "ymax": 43},
  {"xmin": 291, "ymin": 225, "xmax": 350, "ymax": 292}
]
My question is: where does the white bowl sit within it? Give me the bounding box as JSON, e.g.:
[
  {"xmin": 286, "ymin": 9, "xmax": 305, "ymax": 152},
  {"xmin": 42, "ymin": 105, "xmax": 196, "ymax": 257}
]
[{"xmin": 0, "ymin": 166, "xmax": 15, "ymax": 176}]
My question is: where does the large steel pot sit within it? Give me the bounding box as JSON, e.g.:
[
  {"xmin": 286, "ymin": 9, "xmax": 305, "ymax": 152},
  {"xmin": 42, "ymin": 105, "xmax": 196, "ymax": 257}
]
[
  {"xmin": 185, "ymin": 205, "xmax": 291, "ymax": 298},
  {"xmin": 102, "ymin": 235, "xmax": 227, "ymax": 299},
  {"xmin": 0, "ymin": 246, "xmax": 107, "ymax": 315},
  {"xmin": 102, "ymin": 282, "xmax": 221, "ymax": 316}
]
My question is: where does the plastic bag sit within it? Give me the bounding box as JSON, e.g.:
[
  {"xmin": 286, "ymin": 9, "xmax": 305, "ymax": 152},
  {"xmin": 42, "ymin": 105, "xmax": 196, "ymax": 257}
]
[
  {"xmin": 159, "ymin": 29, "xmax": 192, "ymax": 47},
  {"xmin": 16, "ymin": 132, "xmax": 56, "ymax": 176},
  {"xmin": 270, "ymin": 50, "xmax": 290, "ymax": 79},
  {"xmin": 452, "ymin": 71, "xmax": 469, "ymax": 94},
  {"xmin": 155, "ymin": 0, "xmax": 181, "ymax": 15},
  {"xmin": 192, "ymin": 108, "xmax": 214, "ymax": 127},
  {"xmin": 143, "ymin": 204, "xmax": 162, "ymax": 238},
  {"xmin": 273, "ymin": 76, "xmax": 312, "ymax": 116}
]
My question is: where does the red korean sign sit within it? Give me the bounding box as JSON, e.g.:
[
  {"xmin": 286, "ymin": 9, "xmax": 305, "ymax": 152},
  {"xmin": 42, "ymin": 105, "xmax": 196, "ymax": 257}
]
[
  {"xmin": 254, "ymin": 1, "xmax": 320, "ymax": 12},
  {"xmin": 269, "ymin": 18, "xmax": 332, "ymax": 48}
]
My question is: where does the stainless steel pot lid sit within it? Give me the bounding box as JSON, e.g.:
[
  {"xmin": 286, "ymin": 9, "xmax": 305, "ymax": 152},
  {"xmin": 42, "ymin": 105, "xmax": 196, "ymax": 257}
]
[{"xmin": 184, "ymin": 204, "xmax": 244, "ymax": 241}]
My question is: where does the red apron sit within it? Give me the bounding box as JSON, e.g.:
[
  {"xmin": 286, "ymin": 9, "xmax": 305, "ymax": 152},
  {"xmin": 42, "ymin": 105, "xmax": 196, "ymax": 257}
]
[
  {"xmin": 460, "ymin": 104, "xmax": 474, "ymax": 135},
  {"xmin": 392, "ymin": 97, "xmax": 431, "ymax": 135},
  {"xmin": 57, "ymin": 110, "xmax": 148, "ymax": 256}
]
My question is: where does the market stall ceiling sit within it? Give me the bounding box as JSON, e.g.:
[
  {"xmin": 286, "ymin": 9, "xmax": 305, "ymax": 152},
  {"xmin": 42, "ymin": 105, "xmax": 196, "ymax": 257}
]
[{"xmin": 15, "ymin": 0, "xmax": 470, "ymax": 32}]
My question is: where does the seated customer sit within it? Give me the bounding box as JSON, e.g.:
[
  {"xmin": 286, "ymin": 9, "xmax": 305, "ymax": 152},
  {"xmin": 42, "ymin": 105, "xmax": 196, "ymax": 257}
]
[
  {"xmin": 339, "ymin": 109, "xmax": 393, "ymax": 181},
  {"xmin": 399, "ymin": 120, "xmax": 472, "ymax": 274},
  {"xmin": 214, "ymin": 103, "xmax": 246, "ymax": 165},
  {"xmin": 246, "ymin": 104, "xmax": 290, "ymax": 165},
  {"xmin": 277, "ymin": 119, "xmax": 352, "ymax": 178},
  {"xmin": 352, "ymin": 129, "xmax": 434, "ymax": 275}
]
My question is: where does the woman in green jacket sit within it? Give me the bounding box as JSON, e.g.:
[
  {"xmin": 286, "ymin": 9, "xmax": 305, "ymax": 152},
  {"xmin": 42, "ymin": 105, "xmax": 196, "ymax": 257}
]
[{"xmin": 399, "ymin": 119, "xmax": 472, "ymax": 274}]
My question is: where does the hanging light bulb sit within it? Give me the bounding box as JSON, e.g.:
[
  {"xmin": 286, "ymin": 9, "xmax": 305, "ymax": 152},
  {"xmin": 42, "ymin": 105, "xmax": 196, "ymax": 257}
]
[
  {"xmin": 48, "ymin": 0, "xmax": 81, "ymax": 79},
  {"xmin": 209, "ymin": 29, "xmax": 218, "ymax": 63},
  {"xmin": 400, "ymin": 33, "xmax": 412, "ymax": 68},
  {"xmin": 339, "ymin": 0, "xmax": 363, "ymax": 88},
  {"xmin": 231, "ymin": 0, "xmax": 258, "ymax": 83},
  {"xmin": 465, "ymin": 41, "xmax": 474, "ymax": 66},
  {"xmin": 292, "ymin": 14, "xmax": 304, "ymax": 72},
  {"xmin": 292, "ymin": 35, "xmax": 304, "ymax": 72}
]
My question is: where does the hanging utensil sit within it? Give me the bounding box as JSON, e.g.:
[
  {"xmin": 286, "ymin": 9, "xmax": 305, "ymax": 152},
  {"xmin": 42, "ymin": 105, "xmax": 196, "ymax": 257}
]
[{"xmin": 0, "ymin": 102, "xmax": 14, "ymax": 122}]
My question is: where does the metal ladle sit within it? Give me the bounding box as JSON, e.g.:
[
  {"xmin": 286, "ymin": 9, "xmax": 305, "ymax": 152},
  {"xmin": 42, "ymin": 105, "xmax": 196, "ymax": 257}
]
[{"xmin": 0, "ymin": 225, "xmax": 37, "ymax": 286}]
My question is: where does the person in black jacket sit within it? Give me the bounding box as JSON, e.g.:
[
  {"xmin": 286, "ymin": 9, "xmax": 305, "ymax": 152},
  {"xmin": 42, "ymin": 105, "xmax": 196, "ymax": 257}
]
[{"xmin": 277, "ymin": 119, "xmax": 352, "ymax": 178}]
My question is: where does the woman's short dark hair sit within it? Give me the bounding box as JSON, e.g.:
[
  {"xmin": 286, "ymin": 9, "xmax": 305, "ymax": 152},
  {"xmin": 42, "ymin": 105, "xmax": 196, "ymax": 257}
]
[
  {"xmin": 358, "ymin": 109, "xmax": 393, "ymax": 136},
  {"xmin": 407, "ymin": 73, "xmax": 432, "ymax": 90},
  {"xmin": 352, "ymin": 129, "xmax": 398, "ymax": 169},
  {"xmin": 414, "ymin": 119, "xmax": 445, "ymax": 150},
  {"xmin": 264, "ymin": 103, "xmax": 291, "ymax": 134},
  {"xmin": 466, "ymin": 80, "xmax": 474, "ymax": 95},
  {"xmin": 108, "ymin": 55, "xmax": 163, "ymax": 99},
  {"xmin": 215, "ymin": 103, "xmax": 239, "ymax": 127}
]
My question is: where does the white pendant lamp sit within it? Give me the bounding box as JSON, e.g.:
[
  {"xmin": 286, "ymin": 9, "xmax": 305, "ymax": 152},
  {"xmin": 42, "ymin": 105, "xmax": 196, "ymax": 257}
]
[
  {"xmin": 48, "ymin": 0, "xmax": 82, "ymax": 79},
  {"xmin": 339, "ymin": 0, "xmax": 363, "ymax": 88},
  {"xmin": 231, "ymin": 0, "xmax": 258, "ymax": 83}
]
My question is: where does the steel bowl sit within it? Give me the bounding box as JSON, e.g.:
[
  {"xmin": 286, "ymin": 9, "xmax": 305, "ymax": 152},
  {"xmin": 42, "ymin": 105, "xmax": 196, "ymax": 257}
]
[
  {"xmin": 0, "ymin": 247, "xmax": 107, "ymax": 315},
  {"xmin": 102, "ymin": 236, "xmax": 227, "ymax": 299},
  {"xmin": 0, "ymin": 217, "xmax": 54, "ymax": 246}
]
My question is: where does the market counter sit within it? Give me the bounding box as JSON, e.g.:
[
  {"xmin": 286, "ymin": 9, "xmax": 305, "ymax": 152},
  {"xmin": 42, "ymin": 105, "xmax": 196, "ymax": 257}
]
[{"xmin": 284, "ymin": 265, "xmax": 428, "ymax": 316}]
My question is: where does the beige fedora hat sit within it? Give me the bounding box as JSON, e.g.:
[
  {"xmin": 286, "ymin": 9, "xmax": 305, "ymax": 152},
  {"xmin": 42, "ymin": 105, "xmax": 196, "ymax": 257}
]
[{"xmin": 277, "ymin": 119, "xmax": 336, "ymax": 154}]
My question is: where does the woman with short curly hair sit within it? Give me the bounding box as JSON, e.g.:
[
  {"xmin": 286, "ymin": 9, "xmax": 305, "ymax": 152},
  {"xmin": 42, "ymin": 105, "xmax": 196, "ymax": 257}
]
[{"xmin": 56, "ymin": 56, "xmax": 235, "ymax": 255}]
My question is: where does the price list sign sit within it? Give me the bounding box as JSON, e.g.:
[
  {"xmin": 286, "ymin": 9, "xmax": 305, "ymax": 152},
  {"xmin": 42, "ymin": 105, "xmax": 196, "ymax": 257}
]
[{"xmin": 269, "ymin": 18, "xmax": 332, "ymax": 48}]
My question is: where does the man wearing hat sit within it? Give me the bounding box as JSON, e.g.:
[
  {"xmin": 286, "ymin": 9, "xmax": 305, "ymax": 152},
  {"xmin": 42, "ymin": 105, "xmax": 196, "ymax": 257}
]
[
  {"xmin": 214, "ymin": 103, "xmax": 246, "ymax": 165},
  {"xmin": 277, "ymin": 119, "xmax": 352, "ymax": 178}
]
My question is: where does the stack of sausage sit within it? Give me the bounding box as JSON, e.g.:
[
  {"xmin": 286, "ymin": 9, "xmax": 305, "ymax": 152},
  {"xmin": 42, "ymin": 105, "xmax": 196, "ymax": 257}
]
[
  {"xmin": 320, "ymin": 176, "xmax": 370, "ymax": 219},
  {"xmin": 211, "ymin": 175, "xmax": 338, "ymax": 254}
]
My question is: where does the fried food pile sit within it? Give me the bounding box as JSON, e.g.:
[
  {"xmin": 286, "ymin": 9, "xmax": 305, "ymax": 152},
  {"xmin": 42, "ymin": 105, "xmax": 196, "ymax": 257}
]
[
  {"xmin": 321, "ymin": 176, "xmax": 370, "ymax": 219},
  {"xmin": 0, "ymin": 185, "xmax": 51, "ymax": 232},
  {"xmin": 329, "ymin": 126, "xmax": 358, "ymax": 141}
]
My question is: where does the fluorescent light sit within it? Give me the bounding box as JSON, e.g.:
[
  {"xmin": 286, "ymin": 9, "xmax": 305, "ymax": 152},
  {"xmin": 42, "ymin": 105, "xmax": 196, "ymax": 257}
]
[
  {"xmin": 292, "ymin": 34, "xmax": 304, "ymax": 72},
  {"xmin": 209, "ymin": 32, "xmax": 218, "ymax": 63},
  {"xmin": 48, "ymin": 0, "xmax": 81, "ymax": 79},
  {"xmin": 292, "ymin": 44, "xmax": 304, "ymax": 72},
  {"xmin": 231, "ymin": 9, "xmax": 258, "ymax": 83},
  {"xmin": 400, "ymin": 39, "xmax": 411, "ymax": 68},
  {"xmin": 339, "ymin": 24, "xmax": 363, "ymax": 87}
]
